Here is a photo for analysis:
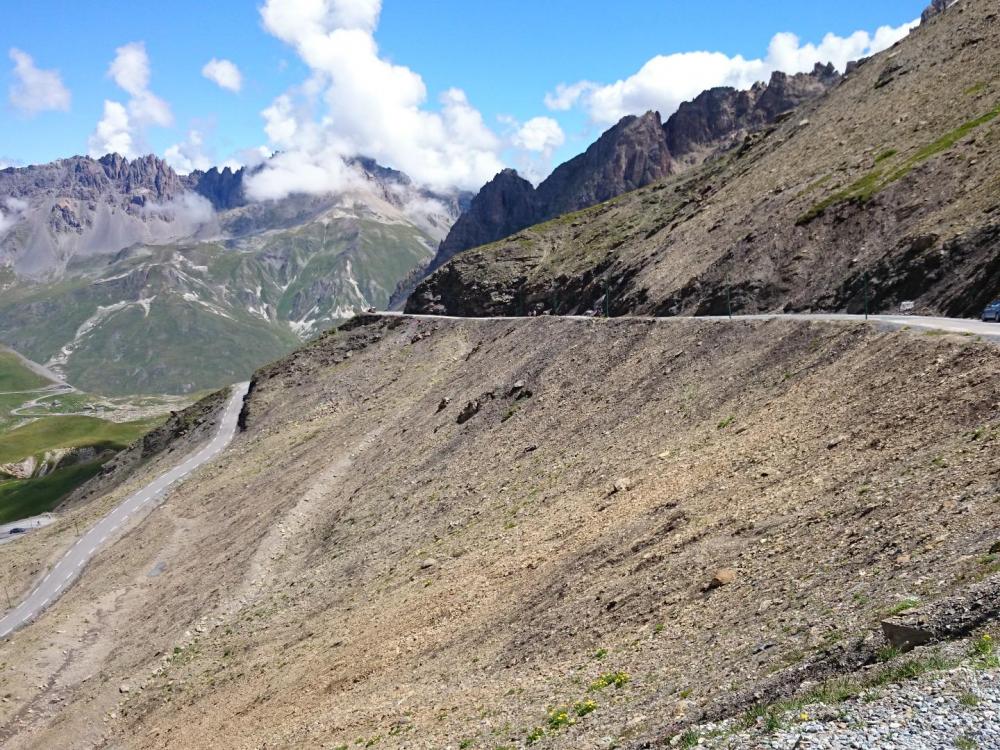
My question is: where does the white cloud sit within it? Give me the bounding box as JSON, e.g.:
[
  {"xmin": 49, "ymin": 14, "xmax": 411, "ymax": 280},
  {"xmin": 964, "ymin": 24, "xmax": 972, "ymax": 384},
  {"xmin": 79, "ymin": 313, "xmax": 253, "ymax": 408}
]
[
  {"xmin": 164, "ymin": 130, "xmax": 213, "ymax": 174},
  {"xmin": 7, "ymin": 48, "xmax": 71, "ymax": 115},
  {"xmin": 547, "ymin": 19, "xmax": 918, "ymax": 125},
  {"xmin": 88, "ymin": 43, "xmax": 172, "ymax": 158},
  {"xmin": 108, "ymin": 42, "xmax": 150, "ymax": 96},
  {"xmin": 88, "ymin": 100, "xmax": 134, "ymax": 157},
  {"xmin": 512, "ymin": 117, "xmax": 565, "ymax": 154},
  {"xmin": 251, "ymin": 0, "xmax": 508, "ymax": 198},
  {"xmin": 0, "ymin": 197, "xmax": 28, "ymax": 235},
  {"xmin": 202, "ymin": 58, "xmax": 243, "ymax": 92}
]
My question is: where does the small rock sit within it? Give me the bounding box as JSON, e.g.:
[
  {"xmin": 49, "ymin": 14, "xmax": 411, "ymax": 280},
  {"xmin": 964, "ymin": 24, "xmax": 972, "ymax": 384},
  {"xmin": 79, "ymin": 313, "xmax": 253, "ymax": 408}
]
[
  {"xmin": 881, "ymin": 620, "xmax": 933, "ymax": 651},
  {"xmin": 611, "ymin": 478, "xmax": 631, "ymax": 494},
  {"xmin": 419, "ymin": 558, "xmax": 438, "ymax": 570},
  {"xmin": 524, "ymin": 444, "xmax": 538, "ymax": 453},
  {"xmin": 436, "ymin": 397, "xmax": 451, "ymax": 413},
  {"xmin": 827, "ymin": 435, "xmax": 849, "ymax": 449},
  {"xmin": 456, "ymin": 400, "xmax": 481, "ymax": 424},
  {"xmin": 707, "ymin": 568, "xmax": 737, "ymax": 590},
  {"xmin": 119, "ymin": 685, "xmax": 130, "ymax": 694},
  {"xmin": 989, "ymin": 541, "xmax": 1000, "ymax": 555}
]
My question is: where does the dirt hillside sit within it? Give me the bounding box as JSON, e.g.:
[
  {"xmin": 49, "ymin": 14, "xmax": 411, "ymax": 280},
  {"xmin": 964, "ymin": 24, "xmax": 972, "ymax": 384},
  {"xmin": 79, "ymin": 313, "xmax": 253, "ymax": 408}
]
[{"xmin": 0, "ymin": 315, "xmax": 997, "ymax": 748}]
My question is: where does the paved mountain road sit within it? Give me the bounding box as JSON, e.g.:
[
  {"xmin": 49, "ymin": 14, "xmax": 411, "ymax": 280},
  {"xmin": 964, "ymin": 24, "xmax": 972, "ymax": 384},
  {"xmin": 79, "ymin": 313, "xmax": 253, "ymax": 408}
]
[
  {"xmin": 380, "ymin": 311, "xmax": 1000, "ymax": 340},
  {"xmin": 0, "ymin": 382, "xmax": 249, "ymax": 639}
]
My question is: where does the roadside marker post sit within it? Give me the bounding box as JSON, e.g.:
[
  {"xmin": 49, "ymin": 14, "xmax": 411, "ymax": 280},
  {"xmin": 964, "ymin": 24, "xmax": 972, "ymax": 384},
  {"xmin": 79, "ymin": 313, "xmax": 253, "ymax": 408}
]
[{"xmin": 864, "ymin": 271, "xmax": 870, "ymax": 320}]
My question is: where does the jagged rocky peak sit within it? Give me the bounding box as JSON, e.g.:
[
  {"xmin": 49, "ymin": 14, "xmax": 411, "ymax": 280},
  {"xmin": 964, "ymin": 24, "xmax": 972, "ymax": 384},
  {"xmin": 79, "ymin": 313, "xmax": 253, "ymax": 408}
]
[
  {"xmin": 95, "ymin": 153, "xmax": 183, "ymax": 200},
  {"xmin": 664, "ymin": 62, "xmax": 840, "ymax": 161},
  {"xmin": 432, "ymin": 168, "xmax": 538, "ymax": 270},
  {"xmin": 185, "ymin": 165, "xmax": 248, "ymax": 211},
  {"xmin": 0, "ymin": 153, "xmax": 183, "ymax": 205},
  {"xmin": 536, "ymin": 110, "xmax": 672, "ymax": 217},
  {"xmin": 922, "ymin": 0, "xmax": 961, "ymax": 23}
]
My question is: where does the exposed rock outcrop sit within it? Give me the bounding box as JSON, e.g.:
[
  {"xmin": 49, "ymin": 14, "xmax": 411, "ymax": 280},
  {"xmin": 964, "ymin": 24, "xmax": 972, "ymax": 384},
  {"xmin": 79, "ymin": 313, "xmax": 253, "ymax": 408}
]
[
  {"xmin": 665, "ymin": 64, "xmax": 841, "ymax": 164},
  {"xmin": 413, "ymin": 65, "xmax": 839, "ymax": 298},
  {"xmin": 921, "ymin": 0, "xmax": 961, "ymax": 23}
]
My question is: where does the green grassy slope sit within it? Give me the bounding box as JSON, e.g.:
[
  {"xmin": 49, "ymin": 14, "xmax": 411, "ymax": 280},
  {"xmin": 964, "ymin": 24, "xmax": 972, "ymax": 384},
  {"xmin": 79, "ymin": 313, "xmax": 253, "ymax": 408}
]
[
  {"xmin": 0, "ymin": 415, "xmax": 157, "ymax": 465},
  {"xmin": 0, "ymin": 462, "xmax": 104, "ymax": 524},
  {"xmin": 0, "ymin": 350, "xmax": 52, "ymax": 392}
]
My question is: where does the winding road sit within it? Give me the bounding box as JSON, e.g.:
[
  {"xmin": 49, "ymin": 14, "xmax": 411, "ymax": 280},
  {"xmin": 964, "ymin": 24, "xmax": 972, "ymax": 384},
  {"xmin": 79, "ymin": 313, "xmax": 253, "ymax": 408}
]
[{"xmin": 0, "ymin": 382, "xmax": 249, "ymax": 639}]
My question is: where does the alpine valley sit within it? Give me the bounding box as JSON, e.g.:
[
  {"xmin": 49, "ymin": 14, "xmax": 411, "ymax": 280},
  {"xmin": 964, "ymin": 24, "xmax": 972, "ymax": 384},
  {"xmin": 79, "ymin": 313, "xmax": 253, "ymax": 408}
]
[{"xmin": 0, "ymin": 155, "xmax": 467, "ymax": 395}]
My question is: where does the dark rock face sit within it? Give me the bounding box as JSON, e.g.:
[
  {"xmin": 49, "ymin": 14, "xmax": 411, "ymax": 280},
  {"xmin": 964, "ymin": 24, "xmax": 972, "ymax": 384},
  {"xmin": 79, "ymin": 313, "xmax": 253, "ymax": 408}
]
[
  {"xmin": 665, "ymin": 64, "xmax": 840, "ymax": 160},
  {"xmin": 921, "ymin": 0, "xmax": 960, "ymax": 23},
  {"xmin": 430, "ymin": 169, "xmax": 539, "ymax": 274},
  {"xmin": 536, "ymin": 110, "xmax": 673, "ymax": 218},
  {"xmin": 425, "ymin": 112, "xmax": 673, "ymax": 277},
  {"xmin": 184, "ymin": 166, "xmax": 247, "ymax": 211}
]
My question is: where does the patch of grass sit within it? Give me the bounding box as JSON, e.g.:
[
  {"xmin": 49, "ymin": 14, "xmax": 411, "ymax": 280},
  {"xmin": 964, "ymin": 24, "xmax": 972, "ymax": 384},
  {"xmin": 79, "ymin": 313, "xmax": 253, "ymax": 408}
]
[
  {"xmin": 717, "ymin": 415, "xmax": 735, "ymax": 430},
  {"xmin": 885, "ymin": 597, "xmax": 921, "ymax": 616},
  {"xmin": 877, "ymin": 645, "xmax": 902, "ymax": 663},
  {"xmin": 969, "ymin": 634, "xmax": 997, "ymax": 667},
  {"xmin": 965, "ymin": 82, "xmax": 988, "ymax": 96},
  {"xmin": 593, "ymin": 648, "xmax": 608, "ymax": 660},
  {"xmin": 525, "ymin": 726, "xmax": 545, "ymax": 744},
  {"xmin": 0, "ymin": 414, "xmax": 156, "ymax": 465},
  {"xmin": 0, "ymin": 461, "xmax": 104, "ymax": 524},
  {"xmin": 798, "ymin": 102, "xmax": 1000, "ymax": 223},
  {"xmin": 959, "ymin": 692, "xmax": 981, "ymax": 707},
  {"xmin": 955, "ymin": 736, "xmax": 978, "ymax": 750},
  {"xmin": 0, "ymin": 351, "xmax": 52, "ymax": 392},
  {"xmin": 573, "ymin": 699, "xmax": 598, "ymax": 717},
  {"xmin": 874, "ymin": 148, "xmax": 898, "ymax": 163},
  {"xmin": 676, "ymin": 729, "xmax": 701, "ymax": 748}
]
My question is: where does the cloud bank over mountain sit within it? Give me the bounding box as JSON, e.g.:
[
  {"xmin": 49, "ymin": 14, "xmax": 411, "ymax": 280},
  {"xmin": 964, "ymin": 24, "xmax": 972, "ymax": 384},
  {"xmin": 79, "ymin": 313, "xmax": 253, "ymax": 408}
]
[{"xmin": 545, "ymin": 19, "xmax": 919, "ymax": 124}]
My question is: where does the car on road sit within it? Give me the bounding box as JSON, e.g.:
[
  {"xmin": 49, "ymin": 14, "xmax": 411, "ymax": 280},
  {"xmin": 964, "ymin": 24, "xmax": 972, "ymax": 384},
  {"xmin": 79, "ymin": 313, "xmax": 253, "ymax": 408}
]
[
  {"xmin": 8, "ymin": 528, "xmax": 25, "ymax": 535},
  {"xmin": 982, "ymin": 301, "xmax": 1000, "ymax": 322}
]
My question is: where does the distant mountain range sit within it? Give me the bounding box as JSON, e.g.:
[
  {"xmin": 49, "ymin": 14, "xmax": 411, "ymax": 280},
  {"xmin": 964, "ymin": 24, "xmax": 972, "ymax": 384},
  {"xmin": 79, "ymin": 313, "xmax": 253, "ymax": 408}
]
[
  {"xmin": 0, "ymin": 154, "xmax": 467, "ymax": 394},
  {"xmin": 0, "ymin": 57, "xmax": 863, "ymax": 396}
]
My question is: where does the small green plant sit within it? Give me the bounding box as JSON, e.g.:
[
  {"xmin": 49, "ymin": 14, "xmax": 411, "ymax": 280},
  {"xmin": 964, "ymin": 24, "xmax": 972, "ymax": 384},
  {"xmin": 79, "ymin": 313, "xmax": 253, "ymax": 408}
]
[
  {"xmin": 717, "ymin": 415, "xmax": 735, "ymax": 430},
  {"xmin": 546, "ymin": 708, "xmax": 576, "ymax": 730},
  {"xmin": 654, "ymin": 623, "xmax": 665, "ymax": 635},
  {"xmin": 676, "ymin": 729, "xmax": 701, "ymax": 748},
  {"xmin": 874, "ymin": 148, "xmax": 898, "ymax": 163},
  {"xmin": 885, "ymin": 597, "xmax": 920, "ymax": 616},
  {"xmin": 593, "ymin": 648, "xmax": 608, "ymax": 660},
  {"xmin": 955, "ymin": 736, "xmax": 978, "ymax": 750},
  {"xmin": 959, "ymin": 692, "xmax": 981, "ymax": 707},
  {"xmin": 969, "ymin": 634, "xmax": 997, "ymax": 666},
  {"xmin": 877, "ymin": 645, "xmax": 902, "ymax": 663},
  {"xmin": 525, "ymin": 727, "xmax": 545, "ymax": 745},
  {"xmin": 589, "ymin": 671, "xmax": 630, "ymax": 691},
  {"xmin": 678, "ymin": 688, "xmax": 693, "ymax": 699},
  {"xmin": 573, "ymin": 699, "xmax": 598, "ymax": 717}
]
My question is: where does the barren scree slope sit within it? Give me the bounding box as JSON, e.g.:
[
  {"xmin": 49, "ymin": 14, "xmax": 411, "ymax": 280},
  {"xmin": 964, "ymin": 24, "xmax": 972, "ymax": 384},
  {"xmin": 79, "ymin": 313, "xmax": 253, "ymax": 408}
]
[{"xmin": 0, "ymin": 314, "xmax": 997, "ymax": 748}]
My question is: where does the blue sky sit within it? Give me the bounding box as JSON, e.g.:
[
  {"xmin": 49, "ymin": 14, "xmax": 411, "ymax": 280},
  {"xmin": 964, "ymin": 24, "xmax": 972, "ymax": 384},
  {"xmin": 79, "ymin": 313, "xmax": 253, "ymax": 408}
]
[{"xmin": 0, "ymin": 0, "xmax": 924, "ymax": 190}]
